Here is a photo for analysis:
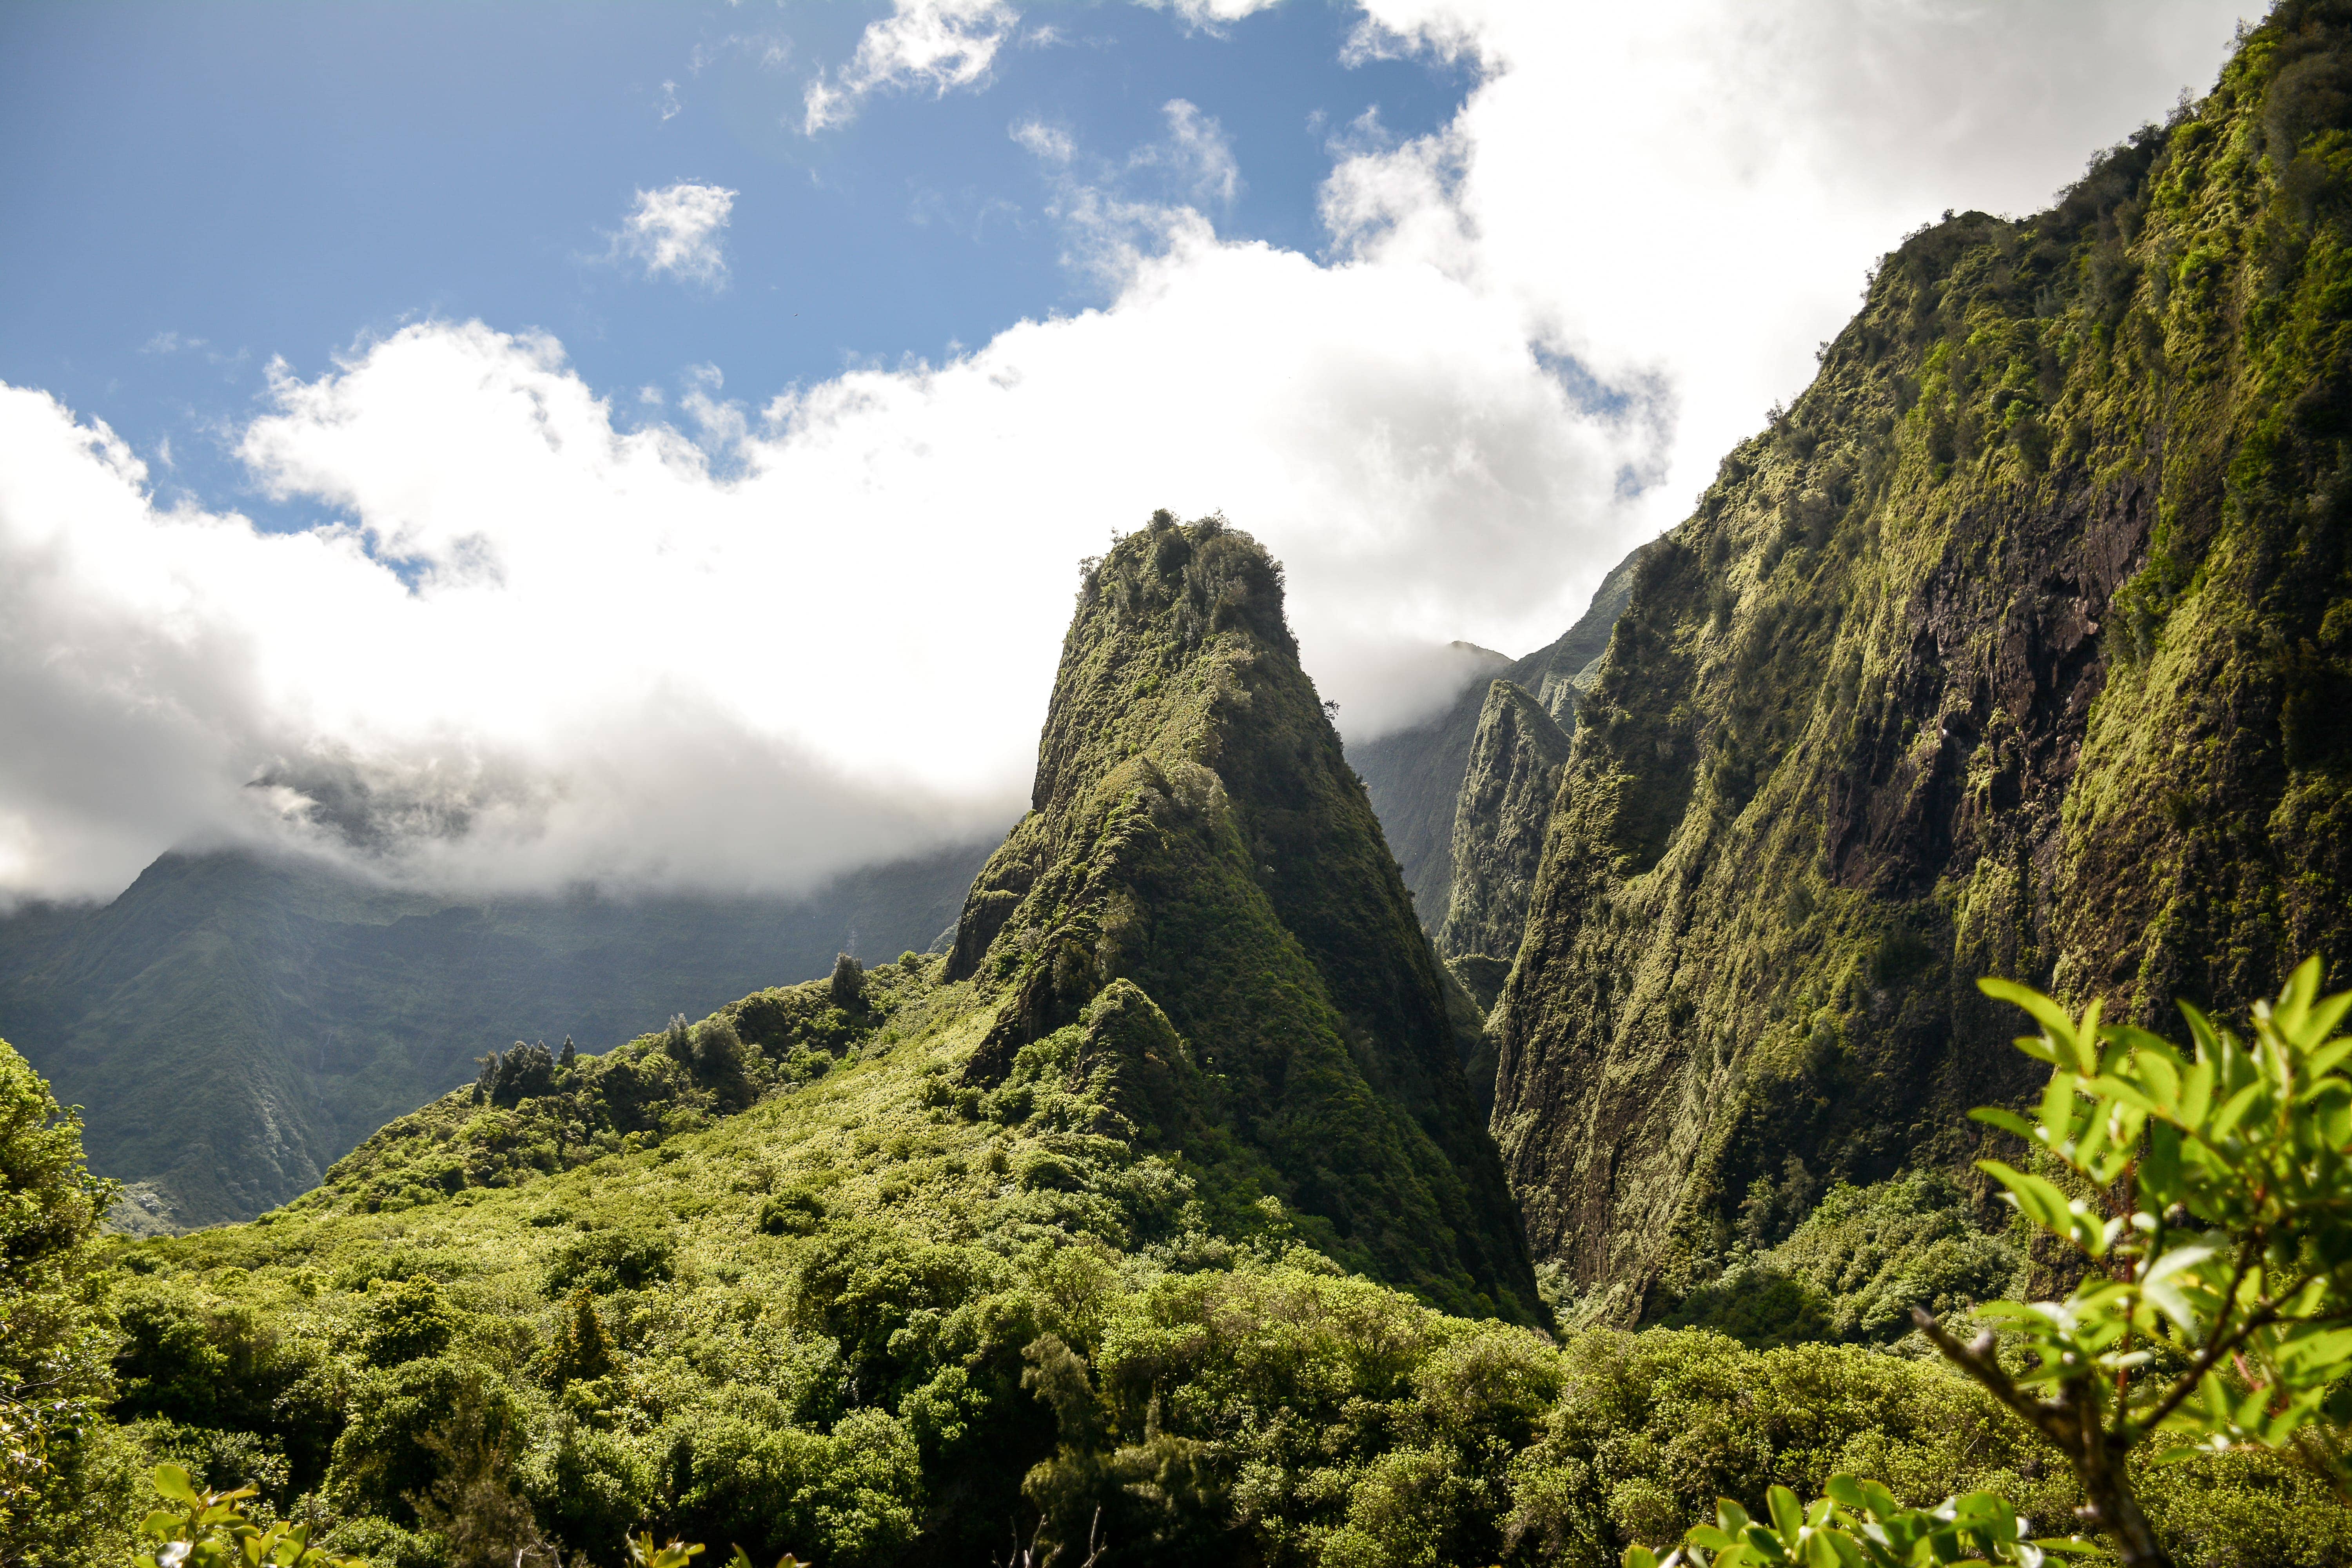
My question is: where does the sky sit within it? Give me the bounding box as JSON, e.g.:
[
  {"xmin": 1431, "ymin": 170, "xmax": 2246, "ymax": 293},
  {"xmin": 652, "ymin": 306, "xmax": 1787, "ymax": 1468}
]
[{"xmin": 0, "ymin": 0, "xmax": 2259, "ymax": 906}]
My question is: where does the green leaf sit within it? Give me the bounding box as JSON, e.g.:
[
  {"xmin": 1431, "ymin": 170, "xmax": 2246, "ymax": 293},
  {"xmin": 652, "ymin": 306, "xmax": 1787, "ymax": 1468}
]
[
  {"xmin": 1622, "ymin": 1547, "xmax": 1661, "ymax": 1568},
  {"xmin": 2280, "ymin": 957, "xmax": 2324, "ymax": 1031},
  {"xmin": 2177, "ymin": 1056, "xmax": 2215, "ymax": 1126},
  {"xmin": 2306, "ymin": 1035, "xmax": 2352, "ymax": 1078},
  {"xmin": 154, "ymin": 1464, "xmax": 199, "ymax": 1506},
  {"xmin": 1971, "ymin": 1107, "xmax": 2039, "ymax": 1142},
  {"xmin": 2180, "ymin": 999, "xmax": 2221, "ymax": 1061},
  {"xmin": 2038, "ymin": 1072, "xmax": 2081, "ymax": 1146},
  {"xmin": 1980, "ymin": 978, "xmax": 2078, "ymax": 1058},
  {"xmin": 1719, "ymin": 1499, "xmax": 1755, "ymax": 1537},
  {"xmin": 2210, "ymin": 1081, "xmax": 2265, "ymax": 1140},
  {"xmin": 1768, "ymin": 1485, "xmax": 1805, "ymax": 1543},
  {"xmin": 2142, "ymin": 1118, "xmax": 2184, "ymax": 1205},
  {"xmin": 1978, "ymin": 1161, "xmax": 2072, "ymax": 1232}
]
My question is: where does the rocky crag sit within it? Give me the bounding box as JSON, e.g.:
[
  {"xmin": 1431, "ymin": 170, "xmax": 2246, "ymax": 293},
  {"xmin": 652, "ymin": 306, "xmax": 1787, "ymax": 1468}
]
[
  {"xmin": 1439, "ymin": 679, "xmax": 1575, "ymax": 975},
  {"xmin": 1351, "ymin": 543, "xmax": 1650, "ymax": 940},
  {"xmin": 1494, "ymin": 1, "xmax": 2352, "ymax": 1322},
  {"xmin": 949, "ymin": 511, "xmax": 1537, "ymax": 1318}
]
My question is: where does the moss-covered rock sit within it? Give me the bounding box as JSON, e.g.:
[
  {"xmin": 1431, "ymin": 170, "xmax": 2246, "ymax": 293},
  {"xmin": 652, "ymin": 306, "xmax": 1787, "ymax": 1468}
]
[
  {"xmin": 1495, "ymin": 0, "xmax": 2352, "ymax": 1322},
  {"xmin": 1441, "ymin": 680, "xmax": 1575, "ymax": 964},
  {"xmin": 1352, "ymin": 542, "xmax": 1652, "ymax": 930},
  {"xmin": 945, "ymin": 511, "xmax": 1538, "ymax": 1320}
]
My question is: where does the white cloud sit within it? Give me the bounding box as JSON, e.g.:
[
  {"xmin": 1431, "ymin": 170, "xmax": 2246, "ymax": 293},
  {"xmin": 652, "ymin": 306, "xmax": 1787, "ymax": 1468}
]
[
  {"xmin": 804, "ymin": 0, "xmax": 1018, "ymax": 133},
  {"xmin": 1013, "ymin": 101, "xmax": 1248, "ymax": 283},
  {"xmin": 1139, "ymin": 0, "xmax": 1288, "ymax": 32},
  {"xmin": 1011, "ymin": 118, "xmax": 1075, "ymax": 164},
  {"xmin": 615, "ymin": 181, "xmax": 737, "ymax": 285},
  {"xmin": 0, "ymin": 230, "xmax": 1628, "ymax": 900},
  {"xmin": 1138, "ymin": 100, "xmax": 1240, "ymax": 207},
  {"xmin": 1329, "ymin": 0, "xmax": 2256, "ymax": 540},
  {"xmin": 0, "ymin": 0, "xmax": 2256, "ymax": 906}
]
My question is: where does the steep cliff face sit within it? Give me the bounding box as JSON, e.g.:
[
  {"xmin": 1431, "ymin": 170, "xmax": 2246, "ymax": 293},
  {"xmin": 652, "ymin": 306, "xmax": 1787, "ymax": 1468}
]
[
  {"xmin": 1352, "ymin": 543, "xmax": 1651, "ymax": 929},
  {"xmin": 947, "ymin": 511, "xmax": 1537, "ymax": 1318},
  {"xmin": 1440, "ymin": 680, "xmax": 1574, "ymax": 963},
  {"xmin": 1495, "ymin": 4, "xmax": 2352, "ymax": 1322}
]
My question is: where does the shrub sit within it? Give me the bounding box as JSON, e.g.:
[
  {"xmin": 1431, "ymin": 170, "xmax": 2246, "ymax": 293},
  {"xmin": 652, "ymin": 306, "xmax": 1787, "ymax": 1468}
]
[{"xmin": 546, "ymin": 1225, "xmax": 676, "ymax": 1295}]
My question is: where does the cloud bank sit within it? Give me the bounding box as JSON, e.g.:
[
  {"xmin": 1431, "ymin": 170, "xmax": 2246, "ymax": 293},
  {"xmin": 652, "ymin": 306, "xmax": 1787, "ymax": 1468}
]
[{"xmin": 0, "ymin": 0, "xmax": 2249, "ymax": 906}]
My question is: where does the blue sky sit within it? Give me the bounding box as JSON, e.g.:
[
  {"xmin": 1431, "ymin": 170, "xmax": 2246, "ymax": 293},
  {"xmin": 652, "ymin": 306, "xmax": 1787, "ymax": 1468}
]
[
  {"xmin": 1, "ymin": 1, "xmax": 1468, "ymax": 523},
  {"xmin": 0, "ymin": 0, "xmax": 2255, "ymax": 903}
]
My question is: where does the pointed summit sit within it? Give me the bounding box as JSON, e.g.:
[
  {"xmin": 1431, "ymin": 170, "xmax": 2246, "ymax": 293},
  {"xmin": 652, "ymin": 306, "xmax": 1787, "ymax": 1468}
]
[{"xmin": 946, "ymin": 511, "xmax": 1536, "ymax": 1318}]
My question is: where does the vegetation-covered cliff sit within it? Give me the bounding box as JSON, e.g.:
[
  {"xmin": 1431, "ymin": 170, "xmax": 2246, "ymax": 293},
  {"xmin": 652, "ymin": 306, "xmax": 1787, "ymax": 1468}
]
[
  {"xmin": 1495, "ymin": 0, "xmax": 2352, "ymax": 1323},
  {"xmin": 1352, "ymin": 543, "xmax": 1650, "ymax": 935},
  {"xmin": 1439, "ymin": 680, "xmax": 1574, "ymax": 967},
  {"xmin": 0, "ymin": 845, "xmax": 988, "ymax": 1230},
  {"xmin": 946, "ymin": 511, "xmax": 1534, "ymax": 1318}
]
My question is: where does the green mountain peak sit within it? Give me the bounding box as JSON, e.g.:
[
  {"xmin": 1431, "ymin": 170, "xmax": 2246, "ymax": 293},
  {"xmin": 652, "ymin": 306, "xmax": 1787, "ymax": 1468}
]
[{"xmin": 947, "ymin": 510, "xmax": 1536, "ymax": 1318}]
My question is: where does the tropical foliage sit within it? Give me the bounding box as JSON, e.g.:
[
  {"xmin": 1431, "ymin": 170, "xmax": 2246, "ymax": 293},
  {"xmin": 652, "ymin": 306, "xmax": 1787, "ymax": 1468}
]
[{"xmin": 1622, "ymin": 962, "xmax": 2352, "ymax": 1568}]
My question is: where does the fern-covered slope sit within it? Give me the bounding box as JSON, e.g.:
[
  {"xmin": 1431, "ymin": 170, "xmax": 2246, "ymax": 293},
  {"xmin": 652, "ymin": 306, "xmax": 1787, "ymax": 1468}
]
[{"xmin": 1494, "ymin": 0, "xmax": 2352, "ymax": 1321}]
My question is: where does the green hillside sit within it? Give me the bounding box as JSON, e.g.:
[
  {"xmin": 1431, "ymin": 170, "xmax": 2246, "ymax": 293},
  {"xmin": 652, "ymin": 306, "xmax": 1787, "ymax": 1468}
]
[
  {"xmin": 0, "ymin": 844, "xmax": 989, "ymax": 1230},
  {"xmin": 15, "ymin": 9, "xmax": 2352, "ymax": 1565},
  {"xmin": 47, "ymin": 967, "xmax": 2343, "ymax": 1568},
  {"xmin": 1494, "ymin": 0, "xmax": 2352, "ymax": 1324}
]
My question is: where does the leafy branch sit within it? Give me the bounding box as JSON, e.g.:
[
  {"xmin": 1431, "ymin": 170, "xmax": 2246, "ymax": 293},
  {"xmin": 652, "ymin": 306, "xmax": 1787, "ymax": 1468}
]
[{"xmin": 1623, "ymin": 958, "xmax": 2352, "ymax": 1568}]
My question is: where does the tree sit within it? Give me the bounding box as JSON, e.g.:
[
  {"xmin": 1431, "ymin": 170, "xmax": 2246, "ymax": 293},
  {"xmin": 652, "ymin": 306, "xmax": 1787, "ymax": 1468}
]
[
  {"xmin": 830, "ymin": 954, "xmax": 866, "ymax": 1011},
  {"xmin": 1626, "ymin": 959, "xmax": 2352, "ymax": 1568},
  {"xmin": 0, "ymin": 1036, "xmax": 127, "ymax": 1566},
  {"xmin": 544, "ymin": 1287, "xmax": 615, "ymax": 1387}
]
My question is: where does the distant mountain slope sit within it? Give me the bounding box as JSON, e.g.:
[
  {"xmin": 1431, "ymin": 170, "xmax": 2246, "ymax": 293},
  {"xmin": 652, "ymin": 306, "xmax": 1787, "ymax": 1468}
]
[
  {"xmin": 1350, "ymin": 543, "xmax": 1651, "ymax": 937},
  {"xmin": 1439, "ymin": 679, "xmax": 1573, "ymax": 964},
  {"xmin": 1495, "ymin": 6, "xmax": 2352, "ymax": 1322},
  {"xmin": 0, "ymin": 842, "xmax": 991, "ymax": 1229},
  {"xmin": 947, "ymin": 512, "xmax": 1537, "ymax": 1318}
]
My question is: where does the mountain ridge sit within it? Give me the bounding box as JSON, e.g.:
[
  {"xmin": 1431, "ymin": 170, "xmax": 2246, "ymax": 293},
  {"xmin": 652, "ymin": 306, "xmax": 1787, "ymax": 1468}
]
[
  {"xmin": 0, "ymin": 842, "xmax": 993, "ymax": 1229},
  {"xmin": 1351, "ymin": 541, "xmax": 1654, "ymax": 938},
  {"xmin": 1494, "ymin": 9, "xmax": 2352, "ymax": 1321}
]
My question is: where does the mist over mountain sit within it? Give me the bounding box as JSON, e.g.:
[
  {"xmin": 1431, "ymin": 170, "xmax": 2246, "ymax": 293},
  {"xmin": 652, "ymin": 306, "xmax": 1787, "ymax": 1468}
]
[{"xmin": 0, "ymin": 839, "xmax": 992, "ymax": 1230}]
